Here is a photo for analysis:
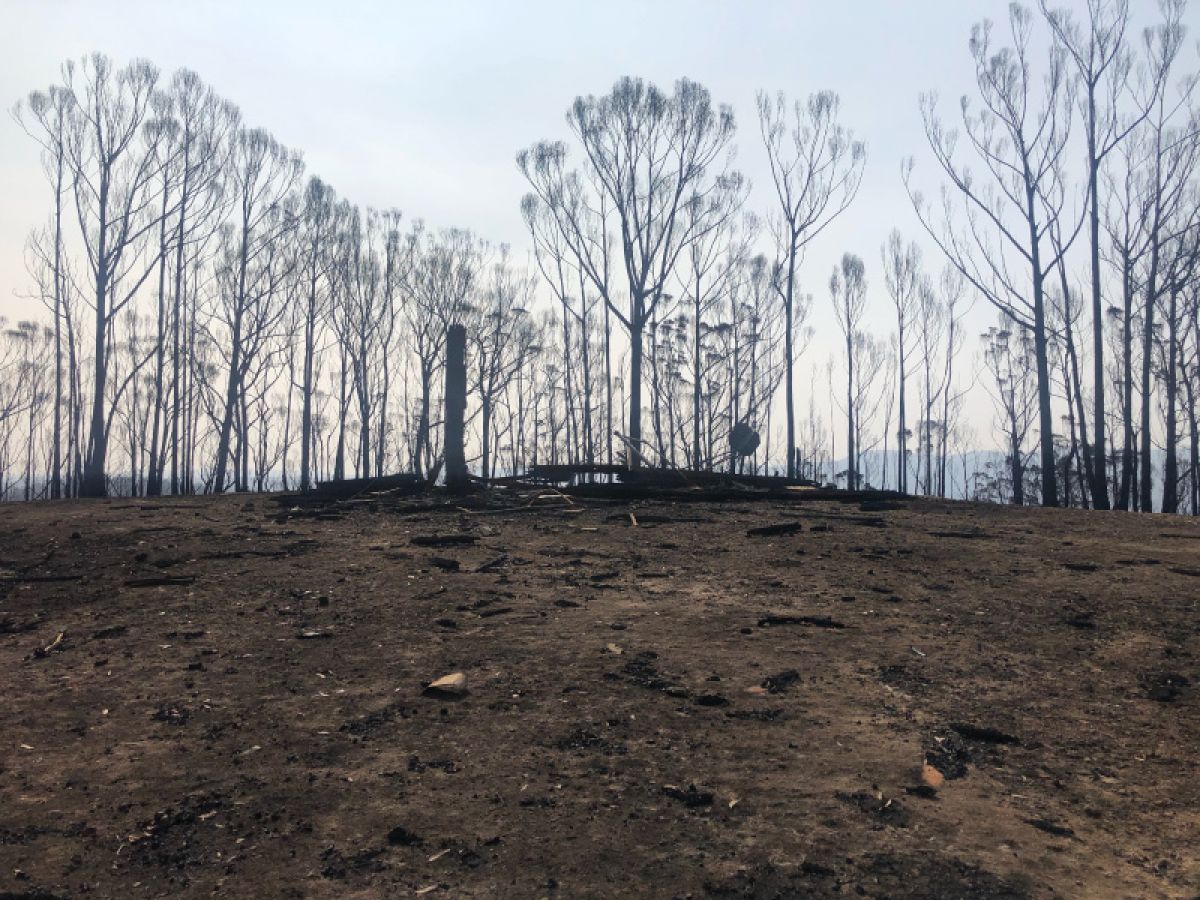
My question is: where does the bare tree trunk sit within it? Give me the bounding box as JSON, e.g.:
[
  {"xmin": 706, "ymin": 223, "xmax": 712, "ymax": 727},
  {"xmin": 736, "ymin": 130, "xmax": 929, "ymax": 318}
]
[
  {"xmin": 628, "ymin": 302, "xmax": 644, "ymax": 467},
  {"xmin": 50, "ymin": 151, "xmax": 65, "ymax": 500},
  {"xmin": 1118, "ymin": 257, "xmax": 1135, "ymax": 509},
  {"xmin": 169, "ymin": 150, "xmax": 192, "ymax": 496},
  {"xmin": 1162, "ymin": 286, "xmax": 1180, "ymax": 513},
  {"xmin": 281, "ymin": 346, "xmax": 295, "ymax": 490},
  {"xmin": 784, "ymin": 254, "xmax": 796, "ymax": 478},
  {"xmin": 897, "ymin": 331, "xmax": 906, "ymax": 493},
  {"xmin": 604, "ymin": 303, "xmax": 613, "ymax": 467},
  {"xmin": 581, "ymin": 299, "xmax": 594, "ymax": 465},
  {"xmin": 146, "ymin": 193, "xmax": 171, "ymax": 496},
  {"xmin": 846, "ymin": 329, "xmax": 855, "ymax": 490},
  {"xmin": 377, "ymin": 342, "xmax": 391, "ymax": 478},
  {"xmin": 1027, "ymin": 187, "xmax": 1058, "ymax": 507},
  {"xmin": 1086, "ymin": 130, "xmax": 1110, "ymax": 508},
  {"xmin": 212, "ymin": 224, "xmax": 249, "ymax": 493},
  {"xmin": 1191, "ymin": 314, "xmax": 1200, "ymax": 515},
  {"xmin": 1140, "ymin": 211, "xmax": 1163, "ymax": 513},
  {"xmin": 1011, "ymin": 427, "xmax": 1024, "ymax": 506},
  {"xmin": 80, "ymin": 174, "xmax": 112, "ymax": 499},
  {"xmin": 357, "ymin": 342, "xmax": 370, "ymax": 478},
  {"xmin": 300, "ymin": 261, "xmax": 319, "ymax": 490},
  {"xmin": 239, "ymin": 390, "xmax": 250, "ymax": 491},
  {"xmin": 939, "ymin": 293, "xmax": 961, "ymax": 499},
  {"xmin": 561, "ymin": 313, "xmax": 577, "ymax": 464},
  {"xmin": 1187, "ymin": 369, "xmax": 1199, "ymax": 515},
  {"xmin": 334, "ymin": 347, "xmax": 348, "ymax": 480},
  {"xmin": 414, "ymin": 362, "xmax": 433, "ymax": 478},
  {"xmin": 649, "ymin": 318, "xmax": 666, "ymax": 466},
  {"xmin": 444, "ymin": 323, "xmax": 467, "ymax": 490}
]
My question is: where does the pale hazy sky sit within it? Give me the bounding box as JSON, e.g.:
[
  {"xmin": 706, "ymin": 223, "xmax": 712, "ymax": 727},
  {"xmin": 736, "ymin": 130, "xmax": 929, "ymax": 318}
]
[{"xmin": 1, "ymin": 0, "xmax": 1195, "ymax": 444}]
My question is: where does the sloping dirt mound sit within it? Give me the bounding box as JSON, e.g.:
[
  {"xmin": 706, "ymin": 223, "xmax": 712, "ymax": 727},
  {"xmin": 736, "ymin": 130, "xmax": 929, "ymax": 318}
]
[{"xmin": 0, "ymin": 493, "xmax": 1197, "ymax": 897}]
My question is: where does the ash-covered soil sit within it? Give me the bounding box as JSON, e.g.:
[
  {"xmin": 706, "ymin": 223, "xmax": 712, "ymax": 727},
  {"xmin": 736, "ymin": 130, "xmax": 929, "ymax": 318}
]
[{"xmin": 0, "ymin": 492, "xmax": 1197, "ymax": 899}]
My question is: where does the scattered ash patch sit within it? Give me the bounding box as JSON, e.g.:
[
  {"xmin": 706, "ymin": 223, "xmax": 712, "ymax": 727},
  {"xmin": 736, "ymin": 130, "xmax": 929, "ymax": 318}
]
[
  {"xmin": 339, "ymin": 701, "xmax": 417, "ymax": 737},
  {"xmin": 924, "ymin": 733, "xmax": 971, "ymax": 780},
  {"xmin": 836, "ymin": 791, "xmax": 911, "ymax": 827},
  {"xmin": 320, "ymin": 845, "xmax": 388, "ymax": 880},
  {"xmin": 855, "ymin": 851, "xmax": 1032, "ymax": 899},
  {"xmin": 554, "ymin": 727, "xmax": 628, "ymax": 755},
  {"xmin": 125, "ymin": 795, "xmax": 226, "ymax": 870}
]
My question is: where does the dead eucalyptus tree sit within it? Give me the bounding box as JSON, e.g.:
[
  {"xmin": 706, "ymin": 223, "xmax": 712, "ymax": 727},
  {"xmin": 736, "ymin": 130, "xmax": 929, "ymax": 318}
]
[
  {"xmin": 1103, "ymin": 129, "xmax": 1154, "ymax": 508},
  {"xmin": 1048, "ymin": 280, "xmax": 1092, "ymax": 505},
  {"xmin": 296, "ymin": 177, "xmax": 340, "ymax": 489},
  {"xmin": 330, "ymin": 205, "xmax": 386, "ymax": 478},
  {"xmin": 851, "ymin": 332, "xmax": 893, "ymax": 489},
  {"xmin": 747, "ymin": 255, "xmax": 793, "ymax": 475},
  {"xmin": 112, "ymin": 309, "xmax": 156, "ymax": 495},
  {"xmin": 1133, "ymin": 11, "xmax": 1195, "ymax": 512},
  {"xmin": 14, "ymin": 82, "xmax": 78, "ymax": 498},
  {"xmin": 521, "ymin": 195, "xmax": 605, "ymax": 466},
  {"xmin": 1156, "ymin": 191, "xmax": 1200, "ymax": 513},
  {"xmin": 157, "ymin": 70, "xmax": 239, "ymax": 495},
  {"xmin": 674, "ymin": 207, "xmax": 753, "ymax": 469},
  {"xmin": 912, "ymin": 275, "xmax": 946, "ymax": 494},
  {"xmin": 757, "ymin": 90, "xmax": 866, "ymax": 478},
  {"xmin": 4, "ymin": 323, "xmax": 53, "ymax": 500},
  {"xmin": 373, "ymin": 209, "xmax": 406, "ymax": 476},
  {"xmin": 907, "ymin": 4, "xmax": 1080, "ymax": 507},
  {"xmin": 467, "ymin": 252, "xmax": 537, "ymax": 480},
  {"xmin": 519, "ymin": 77, "xmax": 740, "ymax": 468},
  {"xmin": 1182, "ymin": 279, "xmax": 1200, "ymax": 513},
  {"xmin": 936, "ymin": 268, "xmax": 971, "ymax": 496},
  {"xmin": 829, "ymin": 253, "xmax": 868, "ymax": 490},
  {"xmin": 881, "ymin": 231, "xmax": 922, "ymax": 493},
  {"xmin": 1039, "ymin": 0, "xmax": 1167, "ymax": 509},
  {"xmin": 402, "ymin": 226, "xmax": 485, "ymax": 476},
  {"xmin": 1045, "ymin": 199, "xmax": 1099, "ymax": 506},
  {"xmin": 141, "ymin": 90, "xmax": 188, "ymax": 497},
  {"xmin": 61, "ymin": 54, "xmax": 167, "ymax": 497},
  {"xmin": 982, "ymin": 318, "xmax": 1042, "ymax": 504},
  {"xmin": 209, "ymin": 128, "xmax": 302, "ymax": 492},
  {"xmin": 0, "ymin": 321, "xmax": 35, "ymax": 498}
]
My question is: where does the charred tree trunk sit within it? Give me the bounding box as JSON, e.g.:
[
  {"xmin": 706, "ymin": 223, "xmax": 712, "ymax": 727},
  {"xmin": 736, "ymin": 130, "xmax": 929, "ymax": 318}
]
[
  {"xmin": 444, "ymin": 323, "xmax": 468, "ymax": 491},
  {"xmin": 604, "ymin": 303, "xmax": 613, "ymax": 467},
  {"xmin": 1162, "ymin": 286, "xmax": 1180, "ymax": 514}
]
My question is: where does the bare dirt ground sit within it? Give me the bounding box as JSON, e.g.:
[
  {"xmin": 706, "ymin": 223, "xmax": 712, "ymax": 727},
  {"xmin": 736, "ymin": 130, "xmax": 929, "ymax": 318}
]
[{"xmin": 1, "ymin": 491, "xmax": 1198, "ymax": 899}]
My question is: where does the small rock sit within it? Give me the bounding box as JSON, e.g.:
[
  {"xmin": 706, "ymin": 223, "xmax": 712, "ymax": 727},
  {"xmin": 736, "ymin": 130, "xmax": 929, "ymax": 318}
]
[
  {"xmin": 950, "ymin": 723, "xmax": 1020, "ymax": 745},
  {"xmin": 1142, "ymin": 671, "xmax": 1190, "ymax": 703},
  {"xmin": 761, "ymin": 669, "xmax": 801, "ymax": 694},
  {"xmin": 1026, "ymin": 818, "xmax": 1074, "ymax": 837},
  {"xmin": 747, "ymin": 521, "xmax": 803, "ymax": 538},
  {"xmin": 423, "ymin": 672, "xmax": 468, "ymax": 698},
  {"xmin": 905, "ymin": 784, "xmax": 939, "ymax": 799},
  {"xmin": 663, "ymin": 784, "xmax": 714, "ymax": 807},
  {"xmin": 387, "ymin": 825, "xmax": 423, "ymax": 846},
  {"xmin": 920, "ymin": 762, "xmax": 945, "ymax": 789}
]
